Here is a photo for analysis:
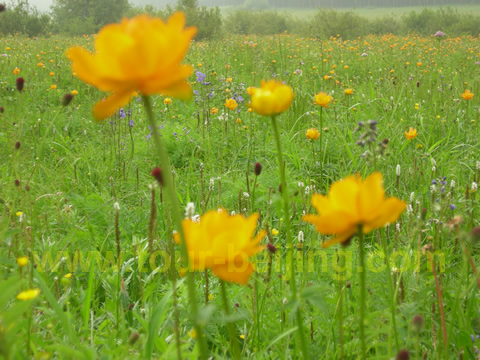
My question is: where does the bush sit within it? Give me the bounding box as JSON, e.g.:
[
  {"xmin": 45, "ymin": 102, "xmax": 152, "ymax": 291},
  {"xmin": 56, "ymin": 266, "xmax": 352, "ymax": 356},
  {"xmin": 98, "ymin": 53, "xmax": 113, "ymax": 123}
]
[
  {"xmin": 0, "ymin": 0, "xmax": 50, "ymax": 37},
  {"xmin": 226, "ymin": 10, "xmax": 292, "ymax": 35}
]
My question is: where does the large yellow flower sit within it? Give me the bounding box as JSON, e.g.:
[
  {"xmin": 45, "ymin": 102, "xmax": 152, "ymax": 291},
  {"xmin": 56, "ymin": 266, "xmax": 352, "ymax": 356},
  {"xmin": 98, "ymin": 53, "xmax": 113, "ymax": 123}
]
[
  {"xmin": 67, "ymin": 13, "xmax": 196, "ymax": 120},
  {"xmin": 249, "ymin": 80, "xmax": 293, "ymax": 116},
  {"xmin": 176, "ymin": 210, "xmax": 265, "ymax": 285},
  {"xmin": 461, "ymin": 89, "xmax": 474, "ymax": 100},
  {"xmin": 303, "ymin": 173, "xmax": 406, "ymax": 248}
]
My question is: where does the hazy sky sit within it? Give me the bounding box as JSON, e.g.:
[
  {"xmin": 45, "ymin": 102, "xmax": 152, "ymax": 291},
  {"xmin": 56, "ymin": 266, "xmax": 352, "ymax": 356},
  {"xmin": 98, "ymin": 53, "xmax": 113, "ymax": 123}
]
[{"xmin": 26, "ymin": 0, "xmax": 53, "ymax": 11}]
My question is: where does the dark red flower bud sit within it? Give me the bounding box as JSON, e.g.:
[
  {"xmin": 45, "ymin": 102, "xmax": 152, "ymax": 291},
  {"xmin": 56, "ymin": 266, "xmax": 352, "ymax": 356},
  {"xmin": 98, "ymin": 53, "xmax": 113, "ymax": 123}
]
[
  {"xmin": 128, "ymin": 332, "xmax": 139, "ymax": 345},
  {"xmin": 15, "ymin": 141, "xmax": 20, "ymax": 150},
  {"xmin": 421, "ymin": 208, "xmax": 428, "ymax": 221},
  {"xmin": 471, "ymin": 226, "xmax": 480, "ymax": 243},
  {"xmin": 0, "ymin": 106, "xmax": 4, "ymax": 113},
  {"xmin": 14, "ymin": 179, "xmax": 20, "ymax": 187},
  {"xmin": 16, "ymin": 77, "xmax": 24, "ymax": 92},
  {"xmin": 62, "ymin": 93, "xmax": 73, "ymax": 107},
  {"xmin": 254, "ymin": 162, "xmax": 262, "ymax": 176},
  {"xmin": 0, "ymin": 4, "xmax": 5, "ymax": 12},
  {"xmin": 25, "ymin": 185, "xmax": 30, "ymax": 192},
  {"xmin": 411, "ymin": 315, "xmax": 424, "ymax": 331},
  {"xmin": 396, "ymin": 349, "xmax": 410, "ymax": 360},
  {"xmin": 267, "ymin": 243, "xmax": 277, "ymax": 254},
  {"xmin": 151, "ymin": 167, "xmax": 164, "ymax": 187}
]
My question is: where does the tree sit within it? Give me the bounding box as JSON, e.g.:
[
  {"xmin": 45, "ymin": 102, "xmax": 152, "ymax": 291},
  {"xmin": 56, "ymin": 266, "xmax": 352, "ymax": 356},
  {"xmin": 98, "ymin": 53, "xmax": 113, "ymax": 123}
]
[{"xmin": 51, "ymin": 0, "xmax": 129, "ymax": 35}]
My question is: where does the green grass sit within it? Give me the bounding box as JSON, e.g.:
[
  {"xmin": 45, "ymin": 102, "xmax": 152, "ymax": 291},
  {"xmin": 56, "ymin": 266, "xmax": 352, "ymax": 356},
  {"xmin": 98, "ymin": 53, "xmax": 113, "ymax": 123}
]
[{"xmin": 1, "ymin": 28, "xmax": 480, "ymax": 359}]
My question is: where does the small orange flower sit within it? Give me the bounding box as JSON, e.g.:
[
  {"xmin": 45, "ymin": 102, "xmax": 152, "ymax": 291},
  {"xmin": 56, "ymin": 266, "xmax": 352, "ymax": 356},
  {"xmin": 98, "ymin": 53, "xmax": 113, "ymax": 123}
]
[
  {"xmin": 50, "ymin": 85, "xmax": 57, "ymax": 90},
  {"xmin": 224, "ymin": 98, "xmax": 238, "ymax": 111},
  {"xmin": 461, "ymin": 89, "xmax": 474, "ymax": 100},
  {"xmin": 71, "ymin": 90, "xmax": 78, "ymax": 95},
  {"xmin": 306, "ymin": 128, "xmax": 320, "ymax": 140},
  {"xmin": 210, "ymin": 107, "xmax": 218, "ymax": 114},
  {"xmin": 314, "ymin": 91, "xmax": 333, "ymax": 108},
  {"xmin": 13, "ymin": 67, "xmax": 20, "ymax": 75},
  {"xmin": 344, "ymin": 88, "xmax": 353, "ymax": 95},
  {"xmin": 164, "ymin": 98, "xmax": 172, "ymax": 105},
  {"xmin": 404, "ymin": 127, "xmax": 418, "ymax": 140}
]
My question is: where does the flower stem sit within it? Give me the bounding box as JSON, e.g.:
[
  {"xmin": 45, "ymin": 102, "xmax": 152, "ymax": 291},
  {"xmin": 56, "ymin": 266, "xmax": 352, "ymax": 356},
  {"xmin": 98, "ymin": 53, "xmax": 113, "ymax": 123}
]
[
  {"xmin": 220, "ymin": 281, "xmax": 240, "ymax": 360},
  {"xmin": 270, "ymin": 115, "xmax": 309, "ymax": 359},
  {"xmin": 142, "ymin": 96, "xmax": 208, "ymax": 359},
  {"xmin": 358, "ymin": 227, "xmax": 367, "ymax": 359}
]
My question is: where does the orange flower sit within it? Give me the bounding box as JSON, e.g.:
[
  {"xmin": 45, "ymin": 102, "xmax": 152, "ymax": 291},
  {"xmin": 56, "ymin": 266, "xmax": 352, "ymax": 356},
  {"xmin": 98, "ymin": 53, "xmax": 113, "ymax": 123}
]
[
  {"xmin": 224, "ymin": 98, "xmax": 238, "ymax": 111},
  {"xmin": 344, "ymin": 88, "xmax": 353, "ymax": 95},
  {"xmin": 210, "ymin": 107, "xmax": 219, "ymax": 114},
  {"xmin": 305, "ymin": 128, "xmax": 320, "ymax": 140},
  {"xmin": 13, "ymin": 67, "xmax": 20, "ymax": 75},
  {"xmin": 67, "ymin": 13, "xmax": 197, "ymax": 120},
  {"xmin": 163, "ymin": 97, "xmax": 172, "ymax": 105},
  {"xmin": 303, "ymin": 173, "xmax": 406, "ymax": 248},
  {"xmin": 249, "ymin": 80, "xmax": 293, "ymax": 116},
  {"xmin": 404, "ymin": 127, "xmax": 418, "ymax": 140},
  {"xmin": 314, "ymin": 91, "xmax": 333, "ymax": 108},
  {"xmin": 461, "ymin": 89, "xmax": 474, "ymax": 100},
  {"xmin": 175, "ymin": 210, "xmax": 265, "ymax": 285}
]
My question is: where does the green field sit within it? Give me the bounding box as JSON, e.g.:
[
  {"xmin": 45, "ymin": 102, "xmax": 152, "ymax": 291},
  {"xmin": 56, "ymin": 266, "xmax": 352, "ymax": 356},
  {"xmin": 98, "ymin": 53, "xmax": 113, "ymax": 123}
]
[{"xmin": 2, "ymin": 14, "xmax": 480, "ymax": 360}]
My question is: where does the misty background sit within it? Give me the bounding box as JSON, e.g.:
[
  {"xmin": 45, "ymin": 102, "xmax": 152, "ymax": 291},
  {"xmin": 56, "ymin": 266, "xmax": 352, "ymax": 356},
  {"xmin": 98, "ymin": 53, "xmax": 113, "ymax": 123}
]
[
  {"xmin": 23, "ymin": 0, "xmax": 480, "ymax": 12},
  {"xmin": 3, "ymin": 0, "xmax": 480, "ymax": 38}
]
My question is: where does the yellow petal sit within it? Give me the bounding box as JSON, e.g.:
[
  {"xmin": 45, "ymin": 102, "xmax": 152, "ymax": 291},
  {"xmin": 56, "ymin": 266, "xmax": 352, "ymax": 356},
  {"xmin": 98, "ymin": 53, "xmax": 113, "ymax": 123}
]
[
  {"xmin": 93, "ymin": 90, "xmax": 133, "ymax": 120},
  {"xmin": 311, "ymin": 194, "xmax": 332, "ymax": 214},
  {"xmin": 328, "ymin": 176, "xmax": 360, "ymax": 218},
  {"xmin": 357, "ymin": 172, "xmax": 385, "ymax": 222},
  {"xmin": 322, "ymin": 227, "xmax": 357, "ymax": 248},
  {"xmin": 212, "ymin": 262, "xmax": 254, "ymax": 285},
  {"xmin": 363, "ymin": 198, "xmax": 406, "ymax": 233},
  {"xmin": 302, "ymin": 211, "xmax": 356, "ymax": 234}
]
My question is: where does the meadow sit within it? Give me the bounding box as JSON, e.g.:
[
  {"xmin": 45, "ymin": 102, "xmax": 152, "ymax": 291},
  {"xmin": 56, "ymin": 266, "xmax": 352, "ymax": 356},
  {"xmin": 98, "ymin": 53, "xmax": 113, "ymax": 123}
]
[{"xmin": 1, "ymin": 19, "xmax": 480, "ymax": 359}]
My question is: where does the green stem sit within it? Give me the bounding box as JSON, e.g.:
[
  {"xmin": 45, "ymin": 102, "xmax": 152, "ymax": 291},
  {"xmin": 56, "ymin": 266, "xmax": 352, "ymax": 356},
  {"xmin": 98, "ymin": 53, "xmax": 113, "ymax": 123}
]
[
  {"xmin": 220, "ymin": 281, "xmax": 240, "ymax": 360},
  {"xmin": 382, "ymin": 231, "xmax": 399, "ymax": 353},
  {"xmin": 270, "ymin": 115, "xmax": 309, "ymax": 359},
  {"xmin": 358, "ymin": 227, "xmax": 367, "ymax": 360},
  {"xmin": 142, "ymin": 96, "xmax": 208, "ymax": 359},
  {"xmin": 319, "ymin": 107, "xmax": 323, "ymax": 175}
]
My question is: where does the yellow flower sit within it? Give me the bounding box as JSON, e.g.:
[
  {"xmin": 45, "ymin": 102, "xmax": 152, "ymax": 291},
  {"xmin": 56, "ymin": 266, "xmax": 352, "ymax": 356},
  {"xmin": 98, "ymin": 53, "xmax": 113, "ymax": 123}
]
[
  {"xmin": 344, "ymin": 88, "xmax": 353, "ymax": 95},
  {"xmin": 236, "ymin": 118, "xmax": 242, "ymax": 124},
  {"xmin": 240, "ymin": 334, "xmax": 245, "ymax": 340},
  {"xmin": 271, "ymin": 228, "xmax": 279, "ymax": 236},
  {"xmin": 224, "ymin": 98, "xmax": 238, "ymax": 111},
  {"xmin": 414, "ymin": 103, "xmax": 420, "ymax": 110},
  {"xmin": 188, "ymin": 328, "xmax": 197, "ymax": 339},
  {"xmin": 404, "ymin": 127, "xmax": 418, "ymax": 140},
  {"xmin": 249, "ymin": 80, "xmax": 293, "ymax": 116},
  {"xmin": 314, "ymin": 91, "xmax": 333, "ymax": 108},
  {"xmin": 208, "ymin": 293, "xmax": 214, "ymax": 301},
  {"xmin": 49, "ymin": 72, "xmax": 55, "ymax": 76},
  {"xmin": 13, "ymin": 67, "xmax": 20, "ymax": 75},
  {"xmin": 210, "ymin": 107, "xmax": 218, "ymax": 114},
  {"xmin": 305, "ymin": 128, "xmax": 320, "ymax": 140},
  {"xmin": 417, "ymin": 62, "xmax": 422, "ymax": 66},
  {"xmin": 71, "ymin": 90, "xmax": 78, "ymax": 95},
  {"xmin": 174, "ymin": 210, "xmax": 265, "ymax": 285},
  {"xmin": 17, "ymin": 289, "xmax": 41, "ymax": 301},
  {"xmin": 50, "ymin": 85, "xmax": 57, "ymax": 90},
  {"xmin": 303, "ymin": 173, "xmax": 406, "ymax": 248},
  {"xmin": 226, "ymin": 77, "xmax": 233, "ymax": 82},
  {"xmin": 461, "ymin": 89, "xmax": 474, "ymax": 100},
  {"xmin": 67, "ymin": 13, "xmax": 197, "ymax": 120},
  {"xmin": 64, "ymin": 273, "xmax": 72, "ymax": 279},
  {"xmin": 163, "ymin": 97, "xmax": 172, "ymax": 105},
  {"xmin": 16, "ymin": 211, "xmax": 23, "ymax": 217},
  {"xmin": 37, "ymin": 62, "xmax": 43, "ymax": 67},
  {"xmin": 17, "ymin": 256, "xmax": 28, "ymax": 267}
]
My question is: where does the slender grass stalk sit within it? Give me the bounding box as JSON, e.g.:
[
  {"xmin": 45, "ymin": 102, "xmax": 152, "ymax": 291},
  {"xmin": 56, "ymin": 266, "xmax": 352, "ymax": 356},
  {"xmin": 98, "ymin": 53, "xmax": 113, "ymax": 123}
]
[
  {"xmin": 358, "ymin": 227, "xmax": 367, "ymax": 360},
  {"xmin": 220, "ymin": 281, "xmax": 240, "ymax": 360},
  {"xmin": 270, "ymin": 115, "xmax": 309, "ymax": 359},
  {"xmin": 142, "ymin": 96, "xmax": 208, "ymax": 359}
]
